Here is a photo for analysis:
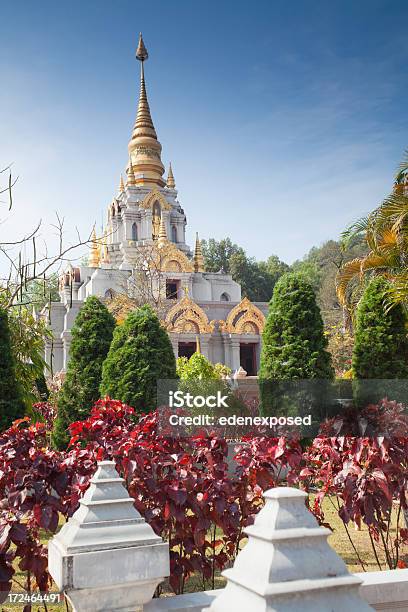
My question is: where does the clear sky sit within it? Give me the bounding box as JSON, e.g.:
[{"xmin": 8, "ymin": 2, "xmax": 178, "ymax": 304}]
[{"xmin": 1, "ymin": 0, "xmax": 407, "ymax": 265}]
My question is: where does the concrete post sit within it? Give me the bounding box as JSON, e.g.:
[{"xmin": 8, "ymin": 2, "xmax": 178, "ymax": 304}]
[
  {"xmin": 48, "ymin": 460, "xmax": 169, "ymax": 612},
  {"xmin": 205, "ymin": 487, "xmax": 373, "ymax": 611}
]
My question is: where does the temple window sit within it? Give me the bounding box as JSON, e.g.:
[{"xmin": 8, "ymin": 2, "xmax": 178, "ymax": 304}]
[
  {"xmin": 171, "ymin": 225, "xmax": 177, "ymax": 243},
  {"xmin": 131, "ymin": 222, "xmax": 138, "ymax": 241},
  {"xmin": 220, "ymin": 292, "xmax": 230, "ymax": 302},
  {"xmin": 166, "ymin": 279, "xmax": 179, "ymax": 299}
]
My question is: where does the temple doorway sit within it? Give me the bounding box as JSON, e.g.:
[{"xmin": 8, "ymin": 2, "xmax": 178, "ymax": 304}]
[
  {"xmin": 240, "ymin": 343, "xmax": 257, "ymax": 376},
  {"xmin": 178, "ymin": 342, "xmax": 196, "ymax": 359}
]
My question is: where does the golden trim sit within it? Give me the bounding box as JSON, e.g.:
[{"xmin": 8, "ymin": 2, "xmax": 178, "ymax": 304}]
[
  {"xmin": 139, "ymin": 189, "xmax": 172, "ymax": 211},
  {"xmin": 165, "ymin": 296, "xmax": 215, "ymax": 334},
  {"xmin": 219, "ymin": 297, "xmax": 265, "ymax": 334}
]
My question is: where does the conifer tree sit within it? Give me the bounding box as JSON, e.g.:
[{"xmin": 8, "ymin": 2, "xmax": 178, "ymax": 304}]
[
  {"xmin": 0, "ymin": 308, "xmax": 24, "ymax": 430},
  {"xmin": 352, "ymin": 277, "xmax": 408, "ymax": 404},
  {"xmin": 259, "ymin": 273, "xmax": 334, "ymax": 416},
  {"xmin": 52, "ymin": 296, "xmax": 115, "ymax": 448},
  {"xmin": 100, "ymin": 304, "xmax": 176, "ymax": 412}
]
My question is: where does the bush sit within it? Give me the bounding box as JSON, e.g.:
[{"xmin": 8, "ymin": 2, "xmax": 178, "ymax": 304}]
[
  {"xmin": 259, "ymin": 273, "xmax": 334, "ymax": 416},
  {"xmin": 353, "ymin": 277, "xmax": 408, "ymax": 378},
  {"xmin": 100, "ymin": 304, "xmax": 176, "ymax": 413},
  {"xmin": 260, "ymin": 273, "xmax": 334, "ymax": 379},
  {"xmin": 0, "ymin": 308, "xmax": 24, "ymax": 430},
  {"xmin": 352, "ymin": 277, "xmax": 408, "ymax": 404},
  {"xmin": 52, "ymin": 296, "xmax": 115, "ymax": 448}
]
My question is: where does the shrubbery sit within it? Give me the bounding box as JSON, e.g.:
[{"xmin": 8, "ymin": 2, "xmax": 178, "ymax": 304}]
[
  {"xmin": 52, "ymin": 296, "xmax": 115, "ymax": 449},
  {"xmin": 0, "ymin": 399, "xmax": 406, "ymax": 603},
  {"xmin": 100, "ymin": 304, "xmax": 177, "ymax": 413},
  {"xmin": 0, "ymin": 308, "xmax": 24, "ymax": 430}
]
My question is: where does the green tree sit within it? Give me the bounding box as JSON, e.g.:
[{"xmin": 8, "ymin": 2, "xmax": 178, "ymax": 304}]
[
  {"xmin": 0, "ymin": 308, "xmax": 24, "ymax": 430},
  {"xmin": 259, "ymin": 273, "xmax": 334, "ymax": 418},
  {"xmin": 100, "ymin": 304, "xmax": 176, "ymax": 413},
  {"xmin": 53, "ymin": 296, "xmax": 115, "ymax": 448},
  {"xmin": 352, "ymin": 277, "xmax": 408, "ymax": 380},
  {"xmin": 201, "ymin": 238, "xmax": 243, "ymax": 273}
]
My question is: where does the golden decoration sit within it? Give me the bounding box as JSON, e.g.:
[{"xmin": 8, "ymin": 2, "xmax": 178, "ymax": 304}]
[
  {"xmin": 165, "ymin": 296, "xmax": 215, "ymax": 334},
  {"xmin": 193, "ymin": 232, "xmax": 205, "ymax": 272},
  {"xmin": 167, "ymin": 163, "xmax": 175, "ymax": 189},
  {"xmin": 89, "ymin": 228, "xmax": 101, "ymax": 268},
  {"xmin": 139, "ymin": 189, "xmax": 172, "ymax": 211},
  {"xmin": 157, "ymin": 241, "xmax": 194, "ymax": 273},
  {"xmin": 219, "ymin": 297, "xmax": 265, "ymax": 334}
]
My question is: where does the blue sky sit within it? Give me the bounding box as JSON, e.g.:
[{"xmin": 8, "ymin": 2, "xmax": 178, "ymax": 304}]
[{"xmin": 1, "ymin": 0, "xmax": 407, "ymax": 265}]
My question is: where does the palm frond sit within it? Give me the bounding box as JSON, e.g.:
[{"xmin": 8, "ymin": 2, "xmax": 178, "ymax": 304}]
[{"xmin": 336, "ymin": 258, "xmax": 364, "ymax": 305}]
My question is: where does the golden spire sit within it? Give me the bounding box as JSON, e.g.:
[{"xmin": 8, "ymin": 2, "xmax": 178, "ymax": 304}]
[
  {"xmin": 126, "ymin": 157, "xmax": 136, "ymax": 186},
  {"xmin": 118, "ymin": 174, "xmax": 125, "ymax": 193},
  {"xmin": 193, "ymin": 232, "xmax": 205, "ymax": 272},
  {"xmin": 166, "ymin": 163, "xmax": 175, "ymax": 189},
  {"xmin": 158, "ymin": 214, "xmax": 168, "ymax": 247},
  {"xmin": 89, "ymin": 228, "xmax": 101, "ymax": 268},
  {"xmin": 128, "ymin": 33, "xmax": 165, "ymax": 187}
]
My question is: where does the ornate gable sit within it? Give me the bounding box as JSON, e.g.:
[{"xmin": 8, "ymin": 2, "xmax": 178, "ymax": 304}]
[
  {"xmin": 219, "ymin": 297, "xmax": 265, "ymax": 334},
  {"xmin": 158, "ymin": 241, "xmax": 194, "ymax": 273},
  {"xmin": 165, "ymin": 296, "xmax": 215, "ymax": 333},
  {"xmin": 139, "ymin": 189, "xmax": 172, "ymax": 211}
]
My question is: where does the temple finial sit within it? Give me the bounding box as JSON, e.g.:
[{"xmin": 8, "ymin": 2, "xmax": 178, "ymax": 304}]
[
  {"xmin": 128, "ymin": 34, "xmax": 165, "ymax": 187},
  {"xmin": 136, "ymin": 32, "xmax": 148, "ymax": 62},
  {"xmin": 119, "ymin": 174, "xmax": 125, "ymax": 194},
  {"xmin": 89, "ymin": 228, "xmax": 101, "ymax": 268},
  {"xmin": 195, "ymin": 335, "xmax": 201, "ymax": 354},
  {"xmin": 158, "ymin": 214, "xmax": 168, "ymax": 247},
  {"xmin": 193, "ymin": 232, "xmax": 205, "ymax": 273},
  {"xmin": 126, "ymin": 157, "xmax": 136, "ymax": 186},
  {"xmin": 166, "ymin": 162, "xmax": 175, "ymax": 189}
]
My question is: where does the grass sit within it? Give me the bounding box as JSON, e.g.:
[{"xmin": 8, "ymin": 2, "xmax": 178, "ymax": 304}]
[{"xmin": 2, "ymin": 496, "xmax": 407, "ymax": 610}]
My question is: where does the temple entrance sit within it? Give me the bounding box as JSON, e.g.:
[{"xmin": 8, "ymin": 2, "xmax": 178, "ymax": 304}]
[
  {"xmin": 178, "ymin": 342, "xmax": 196, "ymax": 359},
  {"xmin": 240, "ymin": 343, "xmax": 257, "ymax": 376}
]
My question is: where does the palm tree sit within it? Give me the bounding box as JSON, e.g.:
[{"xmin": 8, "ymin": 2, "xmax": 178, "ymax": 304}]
[{"xmin": 336, "ymin": 151, "xmax": 408, "ymax": 312}]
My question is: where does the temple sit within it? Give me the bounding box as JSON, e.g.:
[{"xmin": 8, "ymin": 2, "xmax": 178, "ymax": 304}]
[{"xmin": 45, "ymin": 35, "xmax": 268, "ymax": 376}]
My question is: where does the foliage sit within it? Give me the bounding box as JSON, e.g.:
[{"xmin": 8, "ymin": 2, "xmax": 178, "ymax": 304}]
[
  {"xmin": 293, "ymin": 238, "xmax": 367, "ymax": 326},
  {"xmin": 326, "ymin": 323, "xmax": 354, "ymax": 378},
  {"xmin": 260, "ymin": 273, "xmax": 334, "ymax": 380},
  {"xmin": 0, "ymin": 308, "xmax": 24, "ymax": 430},
  {"xmin": 337, "ymin": 150, "xmax": 408, "ymax": 312},
  {"xmin": 53, "ymin": 296, "xmax": 115, "ymax": 449},
  {"xmin": 352, "ymin": 277, "xmax": 408, "ymax": 379},
  {"xmin": 296, "ymin": 407, "xmax": 408, "ymax": 570},
  {"xmin": 100, "ymin": 304, "xmax": 176, "ymax": 414},
  {"xmin": 19, "ymin": 273, "xmax": 60, "ymax": 312},
  {"xmin": 0, "ymin": 398, "xmax": 406, "ymax": 604},
  {"xmin": 201, "ymin": 238, "xmax": 289, "ymax": 302},
  {"xmin": 176, "ymin": 353, "xmax": 230, "ymax": 380},
  {"xmin": 0, "ymin": 416, "xmax": 95, "ymax": 605}
]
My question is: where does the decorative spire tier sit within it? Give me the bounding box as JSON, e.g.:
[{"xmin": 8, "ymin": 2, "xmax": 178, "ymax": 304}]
[
  {"xmin": 166, "ymin": 162, "xmax": 175, "ymax": 189},
  {"xmin": 194, "ymin": 232, "xmax": 205, "ymax": 272},
  {"xmin": 89, "ymin": 228, "xmax": 100, "ymax": 268},
  {"xmin": 128, "ymin": 33, "xmax": 165, "ymax": 188}
]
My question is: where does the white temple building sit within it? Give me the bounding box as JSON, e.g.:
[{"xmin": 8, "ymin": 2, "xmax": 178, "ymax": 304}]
[{"xmin": 45, "ymin": 35, "xmax": 268, "ymax": 376}]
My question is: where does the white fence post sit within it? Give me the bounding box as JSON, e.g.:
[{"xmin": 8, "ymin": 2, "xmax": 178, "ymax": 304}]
[
  {"xmin": 205, "ymin": 486, "xmax": 374, "ymax": 611},
  {"xmin": 48, "ymin": 460, "xmax": 169, "ymax": 612}
]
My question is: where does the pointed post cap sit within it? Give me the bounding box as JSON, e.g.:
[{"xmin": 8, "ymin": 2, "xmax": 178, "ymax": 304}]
[
  {"xmin": 194, "ymin": 232, "xmax": 205, "ymax": 273},
  {"xmin": 119, "ymin": 174, "xmax": 125, "ymax": 193},
  {"xmin": 136, "ymin": 32, "xmax": 149, "ymax": 62},
  {"xmin": 167, "ymin": 162, "xmax": 176, "ymax": 189}
]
